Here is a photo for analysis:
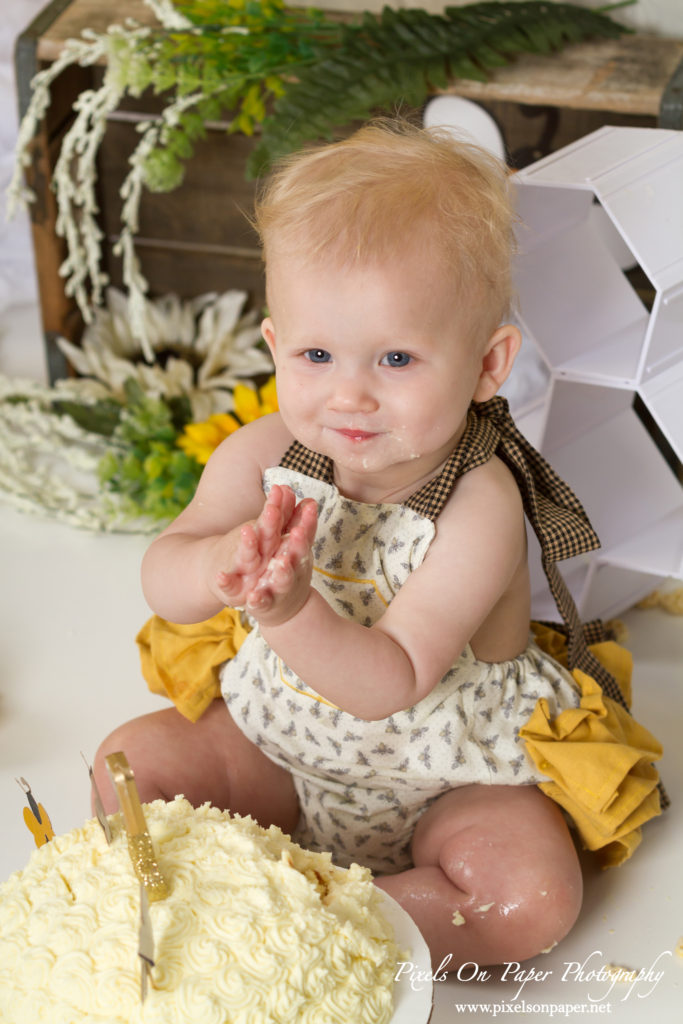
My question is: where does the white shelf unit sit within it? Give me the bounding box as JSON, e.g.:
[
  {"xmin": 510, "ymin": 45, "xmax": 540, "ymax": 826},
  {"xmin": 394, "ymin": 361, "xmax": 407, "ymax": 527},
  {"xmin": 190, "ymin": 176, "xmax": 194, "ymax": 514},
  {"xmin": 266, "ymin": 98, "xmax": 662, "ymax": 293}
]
[{"xmin": 511, "ymin": 127, "xmax": 683, "ymax": 620}]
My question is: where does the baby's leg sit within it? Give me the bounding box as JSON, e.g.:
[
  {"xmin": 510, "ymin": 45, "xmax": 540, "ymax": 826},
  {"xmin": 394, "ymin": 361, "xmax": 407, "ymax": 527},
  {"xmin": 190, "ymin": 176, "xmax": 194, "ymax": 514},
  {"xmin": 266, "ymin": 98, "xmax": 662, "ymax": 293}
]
[
  {"xmin": 92, "ymin": 698, "xmax": 299, "ymax": 832},
  {"xmin": 376, "ymin": 784, "xmax": 582, "ymax": 968}
]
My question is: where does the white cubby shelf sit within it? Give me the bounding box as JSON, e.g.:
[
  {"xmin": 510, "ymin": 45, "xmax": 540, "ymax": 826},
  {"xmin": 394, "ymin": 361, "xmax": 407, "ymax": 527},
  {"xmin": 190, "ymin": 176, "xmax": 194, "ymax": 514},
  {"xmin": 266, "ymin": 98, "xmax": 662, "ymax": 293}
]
[{"xmin": 509, "ymin": 126, "xmax": 683, "ymax": 621}]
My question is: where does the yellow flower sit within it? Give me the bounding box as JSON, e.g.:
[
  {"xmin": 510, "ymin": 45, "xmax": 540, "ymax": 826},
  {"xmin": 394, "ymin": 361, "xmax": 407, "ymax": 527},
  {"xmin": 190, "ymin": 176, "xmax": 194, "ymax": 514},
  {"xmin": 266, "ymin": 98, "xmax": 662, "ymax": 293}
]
[
  {"xmin": 177, "ymin": 412, "xmax": 240, "ymax": 465},
  {"xmin": 177, "ymin": 376, "xmax": 278, "ymax": 465},
  {"xmin": 233, "ymin": 376, "xmax": 278, "ymax": 424}
]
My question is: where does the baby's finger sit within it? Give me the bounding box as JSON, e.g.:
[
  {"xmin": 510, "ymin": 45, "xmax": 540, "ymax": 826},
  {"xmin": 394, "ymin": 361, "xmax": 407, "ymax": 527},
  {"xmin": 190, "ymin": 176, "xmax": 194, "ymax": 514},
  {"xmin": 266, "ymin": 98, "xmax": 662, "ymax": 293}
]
[
  {"xmin": 282, "ymin": 528, "xmax": 311, "ymax": 569},
  {"xmin": 267, "ymin": 485, "xmax": 299, "ymax": 538},
  {"xmin": 245, "ymin": 583, "xmax": 275, "ymax": 613},
  {"xmin": 215, "ymin": 569, "xmax": 242, "ymax": 596},
  {"xmin": 301, "ymin": 499, "xmax": 319, "ymax": 542},
  {"xmin": 269, "ymin": 553, "xmax": 297, "ymax": 590},
  {"xmin": 287, "ymin": 498, "xmax": 318, "ymax": 541},
  {"xmin": 278, "ymin": 485, "xmax": 298, "ymax": 528},
  {"xmin": 238, "ymin": 522, "xmax": 261, "ymax": 560},
  {"xmin": 256, "ymin": 489, "xmax": 288, "ymax": 554}
]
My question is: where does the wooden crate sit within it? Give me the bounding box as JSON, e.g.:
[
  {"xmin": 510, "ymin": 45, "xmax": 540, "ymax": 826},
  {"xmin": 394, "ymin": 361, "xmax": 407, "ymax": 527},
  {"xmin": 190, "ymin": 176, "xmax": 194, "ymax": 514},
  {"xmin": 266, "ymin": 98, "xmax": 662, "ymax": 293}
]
[
  {"xmin": 16, "ymin": 0, "xmax": 266, "ymax": 380},
  {"xmin": 15, "ymin": 0, "xmax": 683, "ymax": 381}
]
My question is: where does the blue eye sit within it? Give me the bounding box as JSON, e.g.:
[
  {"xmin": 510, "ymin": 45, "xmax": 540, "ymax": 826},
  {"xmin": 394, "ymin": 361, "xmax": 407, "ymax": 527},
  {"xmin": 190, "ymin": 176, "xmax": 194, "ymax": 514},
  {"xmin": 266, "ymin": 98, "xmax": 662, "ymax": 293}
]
[
  {"xmin": 381, "ymin": 351, "xmax": 412, "ymax": 367},
  {"xmin": 305, "ymin": 349, "xmax": 332, "ymax": 363}
]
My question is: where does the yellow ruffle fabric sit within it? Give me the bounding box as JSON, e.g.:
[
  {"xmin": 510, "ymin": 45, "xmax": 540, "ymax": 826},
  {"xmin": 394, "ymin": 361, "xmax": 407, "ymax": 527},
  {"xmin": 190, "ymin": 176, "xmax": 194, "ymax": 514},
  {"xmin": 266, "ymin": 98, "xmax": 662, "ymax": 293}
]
[
  {"xmin": 521, "ymin": 624, "xmax": 663, "ymax": 868},
  {"xmin": 137, "ymin": 608, "xmax": 250, "ymax": 723}
]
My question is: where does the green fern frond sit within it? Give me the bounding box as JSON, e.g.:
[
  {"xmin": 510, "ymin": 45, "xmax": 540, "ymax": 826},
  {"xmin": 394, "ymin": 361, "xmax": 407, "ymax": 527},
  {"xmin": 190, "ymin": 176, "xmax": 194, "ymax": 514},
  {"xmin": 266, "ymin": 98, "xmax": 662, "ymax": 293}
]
[{"xmin": 247, "ymin": 2, "xmax": 629, "ymax": 177}]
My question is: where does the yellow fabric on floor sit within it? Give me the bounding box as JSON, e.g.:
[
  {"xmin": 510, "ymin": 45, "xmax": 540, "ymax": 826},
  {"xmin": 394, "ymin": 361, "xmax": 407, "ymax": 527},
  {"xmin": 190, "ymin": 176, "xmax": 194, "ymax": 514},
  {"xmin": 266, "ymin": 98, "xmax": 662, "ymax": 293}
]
[
  {"xmin": 522, "ymin": 624, "xmax": 662, "ymax": 867},
  {"xmin": 137, "ymin": 608, "xmax": 250, "ymax": 723}
]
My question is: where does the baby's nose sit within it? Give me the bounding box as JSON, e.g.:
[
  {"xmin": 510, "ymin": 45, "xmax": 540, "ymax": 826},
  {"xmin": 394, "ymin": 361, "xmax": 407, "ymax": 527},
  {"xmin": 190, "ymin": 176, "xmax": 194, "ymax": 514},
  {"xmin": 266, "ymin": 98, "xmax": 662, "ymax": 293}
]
[{"xmin": 327, "ymin": 376, "xmax": 379, "ymax": 413}]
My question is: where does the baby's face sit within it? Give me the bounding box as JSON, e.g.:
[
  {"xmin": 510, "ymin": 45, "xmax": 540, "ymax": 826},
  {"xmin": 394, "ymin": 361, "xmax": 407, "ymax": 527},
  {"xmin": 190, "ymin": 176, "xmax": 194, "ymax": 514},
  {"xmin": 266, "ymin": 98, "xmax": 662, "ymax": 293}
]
[{"xmin": 261, "ymin": 249, "xmax": 488, "ymax": 502}]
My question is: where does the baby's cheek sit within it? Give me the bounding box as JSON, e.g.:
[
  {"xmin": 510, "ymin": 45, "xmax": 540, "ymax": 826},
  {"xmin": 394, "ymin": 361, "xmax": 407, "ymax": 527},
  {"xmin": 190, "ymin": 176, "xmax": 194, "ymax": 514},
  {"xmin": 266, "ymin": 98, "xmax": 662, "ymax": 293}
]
[{"xmin": 386, "ymin": 427, "xmax": 423, "ymax": 461}]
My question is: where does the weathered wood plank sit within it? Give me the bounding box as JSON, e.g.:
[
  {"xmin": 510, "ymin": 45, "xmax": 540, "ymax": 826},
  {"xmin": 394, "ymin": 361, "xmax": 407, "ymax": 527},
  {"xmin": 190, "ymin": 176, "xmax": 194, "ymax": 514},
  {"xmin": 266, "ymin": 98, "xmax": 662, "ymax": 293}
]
[
  {"xmin": 35, "ymin": 0, "xmax": 157, "ymax": 61},
  {"xmin": 444, "ymin": 36, "xmax": 683, "ymax": 117},
  {"xmin": 102, "ymin": 239, "xmax": 266, "ymax": 308},
  {"xmin": 97, "ymin": 120, "xmax": 260, "ymax": 250}
]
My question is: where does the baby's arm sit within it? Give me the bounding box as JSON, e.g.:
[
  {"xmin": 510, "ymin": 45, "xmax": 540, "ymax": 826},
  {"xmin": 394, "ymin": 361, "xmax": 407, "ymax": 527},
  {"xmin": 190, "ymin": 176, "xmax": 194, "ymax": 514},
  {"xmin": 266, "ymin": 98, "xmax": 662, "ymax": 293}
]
[{"xmin": 254, "ymin": 458, "xmax": 529, "ymax": 719}]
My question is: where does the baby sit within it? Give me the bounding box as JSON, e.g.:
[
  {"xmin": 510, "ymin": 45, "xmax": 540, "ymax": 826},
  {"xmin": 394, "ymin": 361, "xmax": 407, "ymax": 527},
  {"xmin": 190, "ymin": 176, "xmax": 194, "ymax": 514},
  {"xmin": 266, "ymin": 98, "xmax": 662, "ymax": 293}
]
[{"xmin": 94, "ymin": 119, "xmax": 662, "ymax": 968}]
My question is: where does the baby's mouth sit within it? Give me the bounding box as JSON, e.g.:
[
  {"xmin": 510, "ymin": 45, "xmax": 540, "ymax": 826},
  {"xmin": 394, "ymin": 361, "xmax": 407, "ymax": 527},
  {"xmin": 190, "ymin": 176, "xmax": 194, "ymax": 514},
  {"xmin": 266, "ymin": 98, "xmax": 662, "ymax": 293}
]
[{"xmin": 335, "ymin": 428, "xmax": 378, "ymax": 442}]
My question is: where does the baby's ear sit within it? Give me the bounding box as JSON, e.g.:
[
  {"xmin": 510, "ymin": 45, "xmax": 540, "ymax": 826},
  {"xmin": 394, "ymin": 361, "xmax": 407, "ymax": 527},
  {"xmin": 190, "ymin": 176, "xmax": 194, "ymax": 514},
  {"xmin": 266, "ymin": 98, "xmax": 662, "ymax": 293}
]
[
  {"xmin": 261, "ymin": 316, "xmax": 276, "ymax": 358},
  {"xmin": 472, "ymin": 324, "xmax": 522, "ymax": 403}
]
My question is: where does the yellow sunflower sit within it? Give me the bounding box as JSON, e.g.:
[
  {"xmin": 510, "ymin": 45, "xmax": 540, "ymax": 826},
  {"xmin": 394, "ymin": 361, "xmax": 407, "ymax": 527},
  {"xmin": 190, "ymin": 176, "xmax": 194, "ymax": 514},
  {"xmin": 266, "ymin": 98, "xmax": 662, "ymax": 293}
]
[
  {"xmin": 177, "ymin": 377, "xmax": 278, "ymax": 465},
  {"xmin": 234, "ymin": 375, "xmax": 278, "ymax": 423}
]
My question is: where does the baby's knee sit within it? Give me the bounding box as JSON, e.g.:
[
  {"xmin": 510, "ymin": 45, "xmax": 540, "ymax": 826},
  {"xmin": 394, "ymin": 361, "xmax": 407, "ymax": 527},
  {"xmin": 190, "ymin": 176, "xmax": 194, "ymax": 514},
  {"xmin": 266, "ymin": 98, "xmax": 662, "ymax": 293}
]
[
  {"xmin": 496, "ymin": 869, "xmax": 582, "ymax": 960},
  {"xmin": 92, "ymin": 713, "xmax": 167, "ymax": 814},
  {"xmin": 439, "ymin": 830, "xmax": 583, "ymax": 961}
]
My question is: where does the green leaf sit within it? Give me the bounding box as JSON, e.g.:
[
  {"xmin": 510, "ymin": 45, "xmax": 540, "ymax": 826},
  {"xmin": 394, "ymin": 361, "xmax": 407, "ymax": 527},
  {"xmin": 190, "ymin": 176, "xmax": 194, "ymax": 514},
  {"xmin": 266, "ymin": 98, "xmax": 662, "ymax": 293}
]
[
  {"xmin": 167, "ymin": 393, "xmax": 194, "ymax": 431},
  {"xmin": 51, "ymin": 397, "xmax": 122, "ymax": 436},
  {"xmin": 178, "ymin": 110, "xmax": 207, "ymax": 140},
  {"xmin": 165, "ymin": 127, "xmax": 195, "ymax": 159},
  {"xmin": 248, "ymin": 2, "xmax": 630, "ymax": 177},
  {"xmin": 98, "ymin": 451, "xmax": 119, "ymax": 483},
  {"xmin": 122, "ymin": 377, "xmax": 146, "ymax": 407},
  {"xmin": 142, "ymin": 149, "xmax": 187, "ymax": 192}
]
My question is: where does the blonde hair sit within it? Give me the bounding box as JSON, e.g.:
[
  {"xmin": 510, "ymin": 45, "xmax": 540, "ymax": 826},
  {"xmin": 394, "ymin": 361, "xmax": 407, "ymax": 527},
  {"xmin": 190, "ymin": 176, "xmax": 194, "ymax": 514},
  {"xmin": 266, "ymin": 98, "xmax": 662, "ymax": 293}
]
[{"xmin": 254, "ymin": 118, "xmax": 517, "ymax": 338}]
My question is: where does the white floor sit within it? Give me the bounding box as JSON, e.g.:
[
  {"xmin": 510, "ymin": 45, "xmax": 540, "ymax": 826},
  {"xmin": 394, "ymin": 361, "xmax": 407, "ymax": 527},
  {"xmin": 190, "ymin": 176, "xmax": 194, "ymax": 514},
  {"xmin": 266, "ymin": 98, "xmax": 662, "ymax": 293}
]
[{"xmin": 0, "ymin": 302, "xmax": 681, "ymax": 1023}]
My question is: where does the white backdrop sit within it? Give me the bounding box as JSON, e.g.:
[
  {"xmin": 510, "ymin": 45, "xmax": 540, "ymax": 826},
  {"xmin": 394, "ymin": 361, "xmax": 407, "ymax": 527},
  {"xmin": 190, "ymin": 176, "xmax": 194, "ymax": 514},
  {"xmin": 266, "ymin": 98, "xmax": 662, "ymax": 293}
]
[{"xmin": 1, "ymin": 0, "xmax": 45, "ymax": 315}]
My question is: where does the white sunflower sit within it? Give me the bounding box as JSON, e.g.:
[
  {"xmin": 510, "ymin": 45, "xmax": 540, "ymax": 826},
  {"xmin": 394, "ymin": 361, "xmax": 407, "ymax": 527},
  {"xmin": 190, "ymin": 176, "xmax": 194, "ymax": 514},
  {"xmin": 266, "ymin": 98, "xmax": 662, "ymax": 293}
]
[{"xmin": 55, "ymin": 287, "xmax": 273, "ymax": 421}]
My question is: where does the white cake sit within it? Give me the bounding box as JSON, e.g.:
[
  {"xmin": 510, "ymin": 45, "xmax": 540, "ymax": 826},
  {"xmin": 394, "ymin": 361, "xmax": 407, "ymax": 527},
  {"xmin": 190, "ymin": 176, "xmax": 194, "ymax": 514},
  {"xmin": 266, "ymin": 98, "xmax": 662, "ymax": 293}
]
[{"xmin": 0, "ymin": 796, "xmax": 401, "ymax": 1023}]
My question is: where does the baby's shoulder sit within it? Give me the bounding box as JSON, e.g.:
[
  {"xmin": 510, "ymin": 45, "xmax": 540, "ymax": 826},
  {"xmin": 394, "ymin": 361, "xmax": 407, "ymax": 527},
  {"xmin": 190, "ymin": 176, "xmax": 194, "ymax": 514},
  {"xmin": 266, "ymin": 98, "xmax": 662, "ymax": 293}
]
[
  {"xmin": 439, "ymin": 453, "xmax": 525, "ymax": 531},
  {"xmin": 248, "ymin": 411, "xmax": 295, "ymax": 468},
  {"xmin": 210, "ymin": 411, "xmax": 294, "ymax": 473}
]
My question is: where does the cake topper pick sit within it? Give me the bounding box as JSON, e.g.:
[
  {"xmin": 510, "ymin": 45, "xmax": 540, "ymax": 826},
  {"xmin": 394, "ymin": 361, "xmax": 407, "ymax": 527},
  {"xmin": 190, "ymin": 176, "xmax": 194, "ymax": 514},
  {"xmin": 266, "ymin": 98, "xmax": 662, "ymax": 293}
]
[
  {"xmin": 105, "ymin": 752, "xmax": 169, "ymax": 902},
  {"xmin": 81, "ymin": 752, "xmax": 112, "ymax": 844},
  {"xmin": 138, "ymin": 882, "xmax": 156, "ymax": 1001},
  {"xmin": 16, "ymin": 777, "xmax": 54, "ymax": 847}
]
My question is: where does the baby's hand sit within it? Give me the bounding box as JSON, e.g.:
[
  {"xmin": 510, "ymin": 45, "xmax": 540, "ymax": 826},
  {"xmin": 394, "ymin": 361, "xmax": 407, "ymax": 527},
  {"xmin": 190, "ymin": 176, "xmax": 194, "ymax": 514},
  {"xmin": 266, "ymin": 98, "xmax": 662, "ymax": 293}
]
[
  {"xmin": 213, "ymin": 484, "xmax": 296, "ymax": 605},
  {"xmin": 213, "ymin": 485, "xmax": 316, "ymax": 619},
  {"xmin": 242, "ymin": 497, "xmax": 318, "ymax": 627}
]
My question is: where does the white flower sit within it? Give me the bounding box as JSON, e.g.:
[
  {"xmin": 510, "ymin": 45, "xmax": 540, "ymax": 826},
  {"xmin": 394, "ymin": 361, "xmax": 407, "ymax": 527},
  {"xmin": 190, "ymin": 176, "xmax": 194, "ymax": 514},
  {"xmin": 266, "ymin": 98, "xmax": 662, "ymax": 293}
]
[
  {"xmin": 143, "ymin": 0, "xmax": 193, "ymax": 31},
  {"xmin": 0, "ymin": 374, "xmax": 149, "ymax": 532},
  {"xmin": 55, "ymin": 287, "xmax": 273, "ymax": 420}
]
